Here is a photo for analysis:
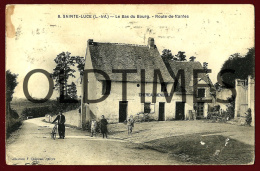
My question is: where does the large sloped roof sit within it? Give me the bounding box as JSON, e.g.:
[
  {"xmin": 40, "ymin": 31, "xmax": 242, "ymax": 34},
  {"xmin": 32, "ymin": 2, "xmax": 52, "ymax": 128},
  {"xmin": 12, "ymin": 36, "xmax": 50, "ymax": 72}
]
[
  {"xmin": 88, "ymin": 41, "xmax": 174, "ymax": 82},
  {"xmin": 164, "ymin": 60, "xmax": 214, "ymax": 93},
  {"xmin": 86, "ymin": 40, "xmax": 214, "ymax": 94}
]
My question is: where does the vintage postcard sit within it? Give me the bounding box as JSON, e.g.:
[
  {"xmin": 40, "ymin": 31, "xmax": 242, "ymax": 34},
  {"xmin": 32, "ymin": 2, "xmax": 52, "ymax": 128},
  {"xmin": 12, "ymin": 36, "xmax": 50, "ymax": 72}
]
[{"xmin": 5, "ymin": 4, "xmax": 255, "ymax": 165}]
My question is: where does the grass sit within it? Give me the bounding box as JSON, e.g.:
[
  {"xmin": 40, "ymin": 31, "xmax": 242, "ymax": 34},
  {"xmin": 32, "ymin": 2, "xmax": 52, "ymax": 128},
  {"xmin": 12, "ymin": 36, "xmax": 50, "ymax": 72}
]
[
  {"xmin": 10, "ymin": 99, "xmax": 54, "ymax": 116},
  {"xmin": 6, "ymin": 121, "xmax": 22, "ymax": 139},
  {"xmin": 132, "ymin": 134, "xmax": 254, "ymax": 165}
]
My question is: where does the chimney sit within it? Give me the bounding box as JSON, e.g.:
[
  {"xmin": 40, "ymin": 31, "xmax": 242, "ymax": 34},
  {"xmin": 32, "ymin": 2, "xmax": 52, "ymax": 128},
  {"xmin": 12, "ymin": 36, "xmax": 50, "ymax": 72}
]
[
  {"xmin": 88, "ymin": 39, "xmax": 94, "ymax": 45},
  {"xmin": 148, "ymin": 37, "xmax": 156, "ymax": 49}
]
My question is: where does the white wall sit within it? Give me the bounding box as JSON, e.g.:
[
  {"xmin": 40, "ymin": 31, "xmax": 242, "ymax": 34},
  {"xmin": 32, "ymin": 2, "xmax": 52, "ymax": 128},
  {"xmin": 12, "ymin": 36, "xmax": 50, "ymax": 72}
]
[
  {"xmin": 85, "ymin": 79, "xmax": 203, "ymax": 123},
  {"xmin": 235, "ymin": 79, "xmax": 248, "ymax": 118},
  {"xmin": 248, "ymin": 76, "xmax": 255, "ymax": 126}
]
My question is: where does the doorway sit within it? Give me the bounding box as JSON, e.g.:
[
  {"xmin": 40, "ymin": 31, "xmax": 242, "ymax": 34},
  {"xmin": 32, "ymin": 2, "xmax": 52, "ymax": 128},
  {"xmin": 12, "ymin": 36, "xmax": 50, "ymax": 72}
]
[
  {"xmin": 175, "ymin": 102, "xmax": 185, "ymax": 120},
  {"xmin": 119, "ymin": 101, "xmax": 128, "ymax": 122},
  {"xmin": 158, "ymin": 102, "xmax": 165, "ymax": 121},
  {"xmin": 197, "ymin": 102, "xmax": 204, "ymax": 118}
]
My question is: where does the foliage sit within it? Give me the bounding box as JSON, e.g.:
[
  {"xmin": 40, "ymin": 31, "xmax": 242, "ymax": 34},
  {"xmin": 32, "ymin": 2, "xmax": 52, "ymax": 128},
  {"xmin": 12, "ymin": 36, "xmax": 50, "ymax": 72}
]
[
  {"xmin": 6, "ymin": 121, "xmax": 22, "ymax": 139},
  {"xmin": 175, "ymin": 51, "xmax": 186, "ymax": 61},
  {"xmin": 21, "ymin": 99, "xmax": 81, "ymax": 118},
  {"xmin": 9, "ymin": 108, "xmax": 19, "ymax": 119},
  {"xmin": 6, "ymin": 70, "xmax": 18, "ymax": 103},
  {"xmin": 75, "ymin": 56, "xmax": 85, "ymax": 78},
  {"xmin": 48, "ymin": 102, "xmax": 61, "ymax": 116},
  {"xmin": 220, "ymin": 47, "xmax": 255, "ymax": 87},
  {"xmin": 245, "ymin": 108, "xmax": 252, "ymax": 126},
  {"xmin": 67, "ymin": 82, "xmax": 77, "ymax": 99},
  {"xmin": 51, "ymin": 52, "xmax": 76, "ymax": 92},
  {"xmin": 161, "ymin": 49, "xmax": 174, "ymax": 60},
  {"xmin": 22, "ymin": 106, "xmax": 51, "ymax": 118},
  {"xmin": 6, "ymin": 70, "xmax": 20, "ymax": 125},
  {"xmin": 225, "ymin": 95, "xmax": 235, "ymax": 119},
  {"xmin": 214, "ymin": 105, "xmax": 220, "ymax": 112},
  {"xmin": 214, "ymin": 82, "xmax": 221, "ymax": 91},
  {"xmin": 49, "ymin": 99, "xmax": 81, "ymax": 116},
  {"xmin": 161, "ymin": 50, "xmax": 189, "ymax": 61},
  {"xmin": 51, "ymin": 52, "xmax": 85, "ymax": 96},
  {"xmin": 189, "ymin": 56, "xmax": 196, "ymax": 62}
]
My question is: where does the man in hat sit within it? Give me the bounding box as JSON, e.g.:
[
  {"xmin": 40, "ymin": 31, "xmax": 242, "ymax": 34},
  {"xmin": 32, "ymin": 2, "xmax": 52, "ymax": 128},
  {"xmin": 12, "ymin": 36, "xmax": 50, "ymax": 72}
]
[
  {"xmin": 52, "ymin": 112, "xmax": 66, "ymax": 139},
  {"xmin": 100, "ymin": 115, "xmax": 108, "ymax": 138}
]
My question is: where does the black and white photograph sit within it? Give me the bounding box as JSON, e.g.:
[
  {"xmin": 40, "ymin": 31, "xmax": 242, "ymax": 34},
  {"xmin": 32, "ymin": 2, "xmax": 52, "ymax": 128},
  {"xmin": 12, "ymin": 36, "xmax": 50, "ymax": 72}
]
[{"xmin": 5, "ymin": 4, "xmax": 255, "ymax": 165}]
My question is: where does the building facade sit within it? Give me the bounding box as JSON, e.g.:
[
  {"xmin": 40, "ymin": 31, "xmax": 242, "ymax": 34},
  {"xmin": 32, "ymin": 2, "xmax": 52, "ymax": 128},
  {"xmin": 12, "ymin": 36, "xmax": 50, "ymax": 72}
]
[{"xmin": 80, "ymin": 38, "xmax": 214, "ymax": 126}]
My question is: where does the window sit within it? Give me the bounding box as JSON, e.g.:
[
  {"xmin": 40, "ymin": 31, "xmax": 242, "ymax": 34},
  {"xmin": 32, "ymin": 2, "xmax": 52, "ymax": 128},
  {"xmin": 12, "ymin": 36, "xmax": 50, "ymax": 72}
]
[
  {"xmin": 197, "ymin": 88, "xmax": 205, "ymax": 98},
  {"xmin": 102, "ymin": 80, "xmax": 111, "ymax": 95},
  {"xmin": 142, "ymin": 103, "xmax": 155, "ymax": 113},
  {"xmin": 144, "ymin": 103, "xmax": 151, "ymax": 113},
  {"xmin": 161, "ymin": 82, "xmax": 167, "ymax": 92}
]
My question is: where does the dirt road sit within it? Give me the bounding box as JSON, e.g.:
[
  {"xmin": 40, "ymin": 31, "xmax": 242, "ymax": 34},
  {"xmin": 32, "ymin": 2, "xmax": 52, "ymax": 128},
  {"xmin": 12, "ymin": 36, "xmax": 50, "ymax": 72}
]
[
  {"xmin": 6, "ymin": 117, "xmax": 254, "ymax": 165},
  {"xmin": 6, "ymin": 117, "xmax": 179, "ymax": 165}
]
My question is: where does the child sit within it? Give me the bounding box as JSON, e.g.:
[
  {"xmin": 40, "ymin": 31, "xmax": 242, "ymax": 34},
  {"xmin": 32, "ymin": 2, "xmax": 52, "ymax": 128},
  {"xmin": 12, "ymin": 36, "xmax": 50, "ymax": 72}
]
[
  {"xmin": 127, "ymin": 115, "xmax": 135, "ymax": 135},
  {"xmin": 90, "ymin": 119, "xmax": 97, "ymax": 137}
]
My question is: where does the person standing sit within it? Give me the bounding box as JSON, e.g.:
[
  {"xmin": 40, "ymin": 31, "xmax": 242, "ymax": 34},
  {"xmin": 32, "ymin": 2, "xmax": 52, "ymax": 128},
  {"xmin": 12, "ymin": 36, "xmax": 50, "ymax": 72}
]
[
  {"xmin": 90, "ymin": 119, "xmax": 97, "ymax": 137},
  {"xmin": 100, "ymin": 115, "xmax": 108, "ymax": 138},
  {"xmin": 127, "ymin": 115, "xmax": 135, "ymax": 135},
  {"xmin": 52, "ymin": 112, "xmax": 66, "ymax": 139}
]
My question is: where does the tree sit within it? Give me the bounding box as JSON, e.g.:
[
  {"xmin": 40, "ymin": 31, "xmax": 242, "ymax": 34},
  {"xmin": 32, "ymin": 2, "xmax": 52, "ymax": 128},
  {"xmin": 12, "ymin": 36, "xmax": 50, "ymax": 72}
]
[
  {"xmin": 51, "ymin": 52, "xmax": 77, "ymax": 97},
  {"xmin": 6, "ymin": 70, "xmax": 18, "ymax": 104},
  {"xmin": 189, "ymin": 56, "xmax": 196, "ymax": 62},
  {"xmin": 229, "ymin": 53, "xmax": 241, "ymax": 60},
  {"xmin": 175, "ymin": 51, "xmax": 186, "ymax": 61},
  {"xmin": 214, "ymin": 82, "xmax": 221, "ymax": 91},
  {"xmin": 75, "ymin": 56, "xmax": 85, "ymax": 83},
  {"xmin": 6, "ymin": 70, "xmax": 19, "ymax": 119},
  {"xmin": 220, "ymin": 47, "xmax": 255, "ymax": 87},
  {"xmin": 161, "ymin": 49, "xmax": 174, "ymax": 60},
  {"xmin": 67, "ymin": 82, "xmax": 77, "ymax": 99}
]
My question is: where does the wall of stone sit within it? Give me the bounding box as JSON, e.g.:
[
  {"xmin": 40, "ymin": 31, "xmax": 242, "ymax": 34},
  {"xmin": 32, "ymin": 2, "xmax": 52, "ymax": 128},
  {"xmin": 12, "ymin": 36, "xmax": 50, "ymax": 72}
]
[{"xmin": 235, "ymin": 79, "xmax": 248, "ymax": 118}]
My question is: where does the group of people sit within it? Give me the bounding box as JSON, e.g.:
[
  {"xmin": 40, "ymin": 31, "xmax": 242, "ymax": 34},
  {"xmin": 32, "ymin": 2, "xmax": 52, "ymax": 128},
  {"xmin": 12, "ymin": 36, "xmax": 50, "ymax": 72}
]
[
  {"xmin": 52, "ymin": 112, "xmax": 135, "ymax": 139},
  {"xmin": 90, "ymin": 115, "xmax": 135, "ymax": 138},
  {"xmin": 90, "ymin": 115, "xmax": 108, "ymax": 138}
]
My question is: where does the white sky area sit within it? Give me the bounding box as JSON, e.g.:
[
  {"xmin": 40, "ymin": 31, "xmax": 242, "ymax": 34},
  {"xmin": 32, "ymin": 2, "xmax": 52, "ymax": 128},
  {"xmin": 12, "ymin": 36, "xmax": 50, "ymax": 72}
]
[{"xmin": 6, "ymin": 5, "xmax": 254, "ymax": 99}]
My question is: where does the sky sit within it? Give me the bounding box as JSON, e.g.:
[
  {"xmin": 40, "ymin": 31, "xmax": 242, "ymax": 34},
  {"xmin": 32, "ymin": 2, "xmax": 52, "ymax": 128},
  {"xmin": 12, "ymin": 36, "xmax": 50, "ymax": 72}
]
[{"xmin": 6, "ymin": 4, "xmax": 254, "ymax": 99}]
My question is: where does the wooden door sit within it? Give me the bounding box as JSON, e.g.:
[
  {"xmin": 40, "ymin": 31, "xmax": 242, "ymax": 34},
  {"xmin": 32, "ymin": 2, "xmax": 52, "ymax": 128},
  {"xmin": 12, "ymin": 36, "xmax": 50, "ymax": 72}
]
[
  {"xmin": 119, "ymin": 101, "xmax": 128, "ymax": 122},
  {"xmin": 159, "ymin": 102, "xmax": 165, "ymax": 121},
  {"xmin": 176, "ymin": 102, "xmax": 185, "ymax": 120}
]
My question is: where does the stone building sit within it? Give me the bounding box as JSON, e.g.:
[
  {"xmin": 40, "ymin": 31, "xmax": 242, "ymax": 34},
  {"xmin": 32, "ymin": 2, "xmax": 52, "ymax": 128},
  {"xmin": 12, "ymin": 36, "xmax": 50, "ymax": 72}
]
[{"xmin": 80, "ymin": 38, "xmax": 214, "ymax": 126}]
